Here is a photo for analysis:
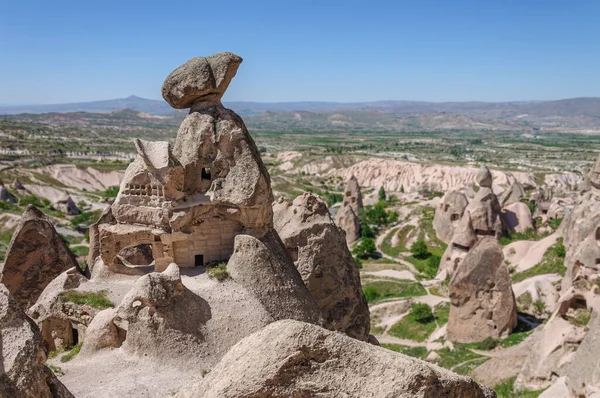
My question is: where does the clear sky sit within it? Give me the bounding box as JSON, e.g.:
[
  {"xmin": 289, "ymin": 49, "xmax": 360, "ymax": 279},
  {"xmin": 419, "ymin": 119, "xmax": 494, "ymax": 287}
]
[{"xmin": 0, "ymin": 0, "xmax": 598, "ymax": 104}]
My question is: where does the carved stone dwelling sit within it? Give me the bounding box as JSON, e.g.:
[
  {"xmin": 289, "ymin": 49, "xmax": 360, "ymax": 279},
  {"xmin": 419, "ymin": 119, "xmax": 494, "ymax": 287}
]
[{"xmin": 90, "ymin": 52, "xmax": 273, "ymax": 274}]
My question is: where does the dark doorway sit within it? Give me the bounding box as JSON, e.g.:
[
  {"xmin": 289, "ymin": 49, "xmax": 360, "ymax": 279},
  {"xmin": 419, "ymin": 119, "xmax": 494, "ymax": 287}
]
[
  {"xmin": 72, "ymin": 326, "xmax": 79, "ymax": 345},
  {"xmin": 201, "ymin": 167, "xmax": 211, "ymax": 180},
  {"xmin": 195, "ymin": 254, "xmax": 204, "ymax": 267}
]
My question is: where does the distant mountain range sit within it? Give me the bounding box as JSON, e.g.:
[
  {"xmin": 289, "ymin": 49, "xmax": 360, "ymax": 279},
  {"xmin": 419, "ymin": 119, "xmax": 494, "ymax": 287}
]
[{"xmin": 1, "ymin": 95, "xmax": 599, "ymax": 131}]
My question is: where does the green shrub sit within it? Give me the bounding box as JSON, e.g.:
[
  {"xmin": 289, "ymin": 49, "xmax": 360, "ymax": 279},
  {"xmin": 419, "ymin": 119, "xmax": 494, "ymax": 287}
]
[
  {"xmin": 70, "ymin": 246, "xmax": 89, "ymax": 257},
  {"xmin": 410, "ymin": 303, "xmax": 434, "ymax": 324},
  {"xmin": 533, "ymin": 300, "xmax": 546, "ymax": 315},
  {"xmin": 549, "ymin": 218, "xmax": 562, "ymax": 229},
  {"xmin": 410, "ymin": 240, "xmax": 430, "ymax": 259},
  {"xmin": 361, "ymin": 281, "xmax": 427, "ymax": 304},
  {"xmin": 206, "ymin": 262, "xmax": 229, "ymax": 281},
  {"xmin": 59, "ymin": 290, "xmax": 113, "ymax": 309},
  {"xmin": 352, "ymin": 238, "xmax": 377, "ymax": 259},
  {"xmin": 477, "ymin": 336, "xmax": 498, "ymax": 350},
  {"xmin": 103, "ymin": 186, "xmax": 120, "ymax": 198},
  {"xmin": 378, "ymin": 186, "xmax": 386, "ymax": 201}
]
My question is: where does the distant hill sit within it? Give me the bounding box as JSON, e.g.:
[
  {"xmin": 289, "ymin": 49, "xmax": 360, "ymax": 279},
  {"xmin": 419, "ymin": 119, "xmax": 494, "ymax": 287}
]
[{"xmin": 1, "ymin": 96, "xmax": 599, "ymax": 131}]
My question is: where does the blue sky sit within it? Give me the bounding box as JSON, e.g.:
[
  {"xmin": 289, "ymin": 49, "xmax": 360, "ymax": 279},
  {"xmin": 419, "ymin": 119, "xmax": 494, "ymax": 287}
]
[{"xmin": 0, "ymin": 0, "xmax": 598, "ymax": 104}]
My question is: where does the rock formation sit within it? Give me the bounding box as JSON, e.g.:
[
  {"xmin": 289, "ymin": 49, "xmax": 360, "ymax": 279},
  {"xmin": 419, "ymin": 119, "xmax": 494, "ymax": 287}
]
[
  {"xmin": 0, "ymin": 283, "xmax": 74, "ymax": 398},
  {"xmin": 515, "ymin": 289, "xmax": 592, "ymax": 391},
  {"xmin": 12, "ymin": 178, "xmax": 25, "ymax": 190},
  {"xmin": 89, "ymin": 53, "xmax": 273, "ymax": 275},
  {"xmin": 447, "ymin": 237, "xmax": 517, "ymax": 343},
  {"xmin": 588, "ymin": 152, "xmax": 600, "ymax": 188},
  {"xmin": 335, "ymin": 175, "xmax": 363, "ymax": 244},
  {"xmin": 502, "ymin": 202, "xmax": 534, "ymax": 234},
  {"xmin": 174, "ymin": 320, "xmax": 494, "ymax": 398},
  {"xmin": 499, "ymin": 180, "xmax": 525, "ymax": 207},
  {"xmin": 55, "ymin": 192, "xmax": 80, "ymax": 215},
  {"xmin": 438, "ymin": 165, "xmax": 504, "ymax": 278},
  {"xmin": 565, "ymin": 309, "xmax": 600, "ymax": 396},
  {"xmin": 433, "ymin": 190, "xmax": 469, "ymax": 244},
  {"xmin": 0, "ymin": 180, "xmax": 14, "ymax": 202},
  {"xmin": 273, "ymin": 193, "xmax": 370, "ymax": 340},
  {"xmin": 0, "ymin": 205, "xmax": 84, "ymax": 307}
]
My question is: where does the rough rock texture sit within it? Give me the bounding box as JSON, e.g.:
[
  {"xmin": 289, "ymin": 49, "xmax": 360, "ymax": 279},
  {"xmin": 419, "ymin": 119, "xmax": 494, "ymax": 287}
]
[
  {"xmin": 447, "ymin": 237, "xmax": 517, "ymax": 343},
  {"xmin": 93, "ymin": 53, "xmax": 273, "ymax": 275},
  {"xmin": 227, "ymin": 231, "xmax": 323, "ymax": 325},
  {"xmin": 433, "ymin": 190, "xmax": 469, "ymax": 244},
  {"xmin": 546, "ymin": 197, "xmax": 574, "ymax": 220},
  {"xmin": 588, "ymin": 152, "xmax": 600, "ymax": 188},
  {"xmin": 0, "ymin": 181, "xmax": 15, "ymax": 202},
  {"xmin": 0, "ymin": 205, "xmax": 84, "ymax": 307},
  {"xmin": 499, "ymin": 181, "xmax": 525, "ymax": 207},
  {"xmin": 476, "ymin": 165, "xmax": 493, "ymax": 188},
  {"xmin": 273, "ymin": 193, "xmax": 370, "ymax": 340},
  {"xmin": 12, "ymin": 178, "xmax": 25, "ymax": 190},
  {"xmin": 335, "ymin": 175, "xmax": 363, "ymax": 244},
  {"xmin": 162, "ymin": 52, "xmax": 242, "ymax": 109},
  {"xmin": 566, "ymin": 309, "xmax": 600, "ymax": 397},
  {"xmin": 465, "ymin": 187, "xmax": 503, "ymax": 237},
  {"xmin": 117, "ymin": 244, "xmax": 154, "ymax": 266},
  {"xmin": 0, "ymin": 284, "xmax": 74, "ymax": 398},
  {"xmin": 512, "ymin": 274, "xmax": 560, "ymax": 316},
  {"xmin": 560, "ymin": 189, "xmax": 600, "ymax": 292},
  {"xmin": 502, "ymin": 202, "xmax": 534, "ymax": 234},
  {"xmin": 174, "ymin": 320, "xmax": 494, "ymax": 398},
  {"xmin": 55, "ymin": 192, "xmax": 80, "ymax": 215},
  {"xmin": 515, "ymin": 289, "xmax": 594, "ymax": 392}
]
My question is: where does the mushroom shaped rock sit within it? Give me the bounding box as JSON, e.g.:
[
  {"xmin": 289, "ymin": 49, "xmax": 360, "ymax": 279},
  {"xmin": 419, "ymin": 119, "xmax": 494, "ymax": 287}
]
[
  {"xmin": 465, "ymin": 187, "xmax": 503, "ymax": 237},
  {"xmin": 0, "ymin": 205, "xmax": 84, "ymax": 308},
  {"xmin": 273, "ymin": 193, "xmax": 370, "ymax": 340},
  {"xmin": 433, "ymin": 190, "xmax": 469, "ymax": 244},
  {"xmin": 227, "ymin": 231, "xmax": 323, "ymax": 326},
  {"xmin": 0, "ymin": 284, "xmax": 74, "ymax": 398},
  {"xmin": 174, "ymin": 320, "xmax": 495, "ymax": 398},
  {"xmin": 55, "ymin": 191, "xmax": 80, "ymax": 215},
  {"xmin": 447, "ymin": 237, "xmax": 517, "ymax": 343},
  {"xmin": 476, "ymin": 165, "xmax": 493, "ymax": 188},
  {"xmin": 342, "ymin": 175, "xmax": 364, "ymax": 212},
  {"xmin": 162, "ymin": 52, "xmax": 243, "ymax": 109},
  {"xmin": 335, "ymin": 201, "xmax": 360, "ymax": 244}
]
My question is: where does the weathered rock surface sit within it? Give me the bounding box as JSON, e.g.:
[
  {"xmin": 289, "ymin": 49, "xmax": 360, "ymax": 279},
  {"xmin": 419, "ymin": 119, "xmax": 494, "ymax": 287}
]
[
  {"xmin": 162, "ymin": 52, "xmax": 243, "ymax": 109},
  {"xmin": 0, "ymin": 283, "xmax": 74, "ymax": 398},
  {"xmin": 448, "ymin": 237, "xmax": 517, "ymax": 343},
  {"xmin": 227, "ymin": 231, "xmax": 323, "ymax": 325},
  {"xmin": 273, "ymin": 193, "xmax": 370, "ymax": 340},
  {"xmin": 28, "ymin": 268, "xmax": 90, "ymax": 351},
  {"xmin": 335, "ymin": 175, "xmax": 363, "ymax": 244},
  {"xmin": 477, "ymin": 165, "xmax": 493, "ymax": 188},
  {"xmin": 174, "ymin": 320, "xmax": 494, "ymax": 398},
  {"xmin": 117, "ymin": 244, "xmax": 154, "ymax": 266},
  {"xmin": 55, "ymin": 192, "xmax": 79, "ymax": 215},
  {"xmin": 566, "ymin": 309, "xmax": 600, "ymax": 397},
  {"xmin": 499, "ymin": 181, "xmax": 525, "ymax": 207},
  {"xmin": 0, "ymin": 205, "xmax": 84, "ymax": 307},
  {"xmin": 433, "ymin": 190, "xmax": 469, "ymax": 244},
  {"xmin": 502, "ymin": 202, "xmax": 534, "ymax": 234},
  {"xmin": 588, "ymin": 152, "xmax": 600, "ymax": 188},
  {"xmin": 465, "ymin": 187, "xmax": 503, "ymax": 237},
  {"xmin": 0, "ymin": 181, "xmax": 15, "ymax": 202}
]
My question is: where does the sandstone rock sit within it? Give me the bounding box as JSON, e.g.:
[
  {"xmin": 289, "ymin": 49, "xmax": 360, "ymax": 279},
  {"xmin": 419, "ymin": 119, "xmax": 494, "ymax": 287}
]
[
  {"xmin": 502, "ymin": 202, "xmax": 534, "ymax": 234},
  {"xmin": 588, "ymin": 152, "xmax": 600, "ymax": 188},
  {"xmin": 426, "ymin": 351, "xmax": 441, "ymax": 363},
  {"xmin": 500, "ymin": 181, "xmax": 525, "ymax": 207},
  {"xmin": 162, "ymin": 52, "xmax": 243, "ymax": 109},
  {"xmin": 0, "ymin": 284, "xmax": 74, "ymax": 398},
  {"xmin": 95, "ymin": 53, "xmax": 273, "ymax": 275},
  {"xmin": 227, "ymin": 231, "xmax": 323, "ymax": 325},
  {"xmin": 447, "ymin": 237, "xmax": 517, "ymax": 343},
  {"xmin": 174, "ymin": 320, "xmax": 494, "ymax": 398},
  {"xmin": 273, "ymin": 193, "xmax": 370, "ymax": 340},
  {"xmin": 512, "ymin": 274, "xmax": 560, "ymax": 316},
  {"xmin": 476, "ymin": 165, "xmax": 493, "ymax": 188},
  {"xmin": 0, "ymin": 205, "xmax": 84, "ymax": 307},
  {"xmin": 117, "ymin": 244, "xmax": 154, "ymax": 266},
  {"xmin": 55, "ymin": 192, "xmax": 79, "ymax": 215},
  {"xmin": 566, "ymin": 310, "xmax": 600, "ymax": 397},
  {"xmin": 577, "ymin": 168, "xmax": 592, "ymax": 193},
  {"xmin": 335, "ymin": 202, "xmax": 360, "ymax": 244},
  {"xmin": 465, "ymin": 187, "xmax": 503, "ymax": 237},
  {"xmin": 335, "ymin": 175, "xmax": 363, "ymax": 244},
  {"xmin": 12, "ymin": 178, "xmax": 25, "ymax": 190},
  {"xmin": 433, "ymin": 190, "xmax": 469, "ymax": 244},
  {"xmin": 515, "ymin": 289, "xmax": 591, "ymax": 391},
  {"xmin": 28, "ymin": 268, "xmax": 90, "ymax": 352},
  {"xmin": 538, "ymin": 377, "xmax": 570, "ymax": 398}
]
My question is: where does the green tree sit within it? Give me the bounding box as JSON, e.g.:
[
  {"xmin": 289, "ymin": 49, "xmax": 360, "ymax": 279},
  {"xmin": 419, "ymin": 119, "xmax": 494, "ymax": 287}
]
[
  {"xmin": 410, "ymin": 303, "xmax": 434, "ymax": 324},
  {"xmin": 352, "ymin": 238, "xmax": 377, "ymax": 259},
  {"xmin": 378, "ymin": 186, "xmax": 386, "ymax": 201},
  {"xmin": 410, "ymin": 240, "xmax": 430, "ymax": 259},
  {"xmin": 400, "ymin": 185, "xmax": 405, "ymax": 193}
]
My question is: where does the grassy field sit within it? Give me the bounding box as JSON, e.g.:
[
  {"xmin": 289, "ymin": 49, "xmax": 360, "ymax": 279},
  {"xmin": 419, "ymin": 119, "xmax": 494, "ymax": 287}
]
[{"xmin": 362, "ymin": 280, "xmax": 427, "ymax": 304}]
